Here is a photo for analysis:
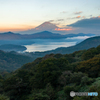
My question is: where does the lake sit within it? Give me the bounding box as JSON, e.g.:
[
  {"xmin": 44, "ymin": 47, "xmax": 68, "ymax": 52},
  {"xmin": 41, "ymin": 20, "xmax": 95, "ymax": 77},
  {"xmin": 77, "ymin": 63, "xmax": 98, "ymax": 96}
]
[
  {"xmin": 0, "ymin": 36, "xmax": 90, "ymax": 52},
  {"xmin": 24, "ymin": 36, "xmax": 90, "ymax": 52}
]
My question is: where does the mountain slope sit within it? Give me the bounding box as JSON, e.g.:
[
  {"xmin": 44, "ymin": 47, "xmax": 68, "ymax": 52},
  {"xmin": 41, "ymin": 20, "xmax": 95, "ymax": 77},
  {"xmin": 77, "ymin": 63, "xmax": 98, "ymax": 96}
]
[
  {"xmin": 51, "ymin": 36, "xmax": 100, "ymax": 54},
  {"xmin": 0, "ymin": 50, "xmax": 33, "ymax": 72},
  {"xmin": 33, "ymin": 36, "xmax": 100, "ymax": 55},
  {"xmin": 35, "ymin": 22, "xmax": 58, "ymax": 30},
  {"xmin": 19, "ymin": 22, "xmax": 59, "ymax": 34}
]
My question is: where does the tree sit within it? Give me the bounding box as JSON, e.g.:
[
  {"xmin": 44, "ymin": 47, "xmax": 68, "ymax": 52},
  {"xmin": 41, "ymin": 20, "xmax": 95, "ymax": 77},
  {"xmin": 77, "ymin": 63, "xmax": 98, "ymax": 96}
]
[{"xmin": 0, "ymin": 94, "xmax": 9, "ymax": 100}]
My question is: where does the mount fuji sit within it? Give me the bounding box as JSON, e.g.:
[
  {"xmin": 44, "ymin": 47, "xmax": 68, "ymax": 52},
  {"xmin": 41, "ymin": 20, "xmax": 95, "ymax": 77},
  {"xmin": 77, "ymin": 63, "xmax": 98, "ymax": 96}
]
[{"xmin": 19, "ymin": 22, "xmax": 59, "ymax": 34}]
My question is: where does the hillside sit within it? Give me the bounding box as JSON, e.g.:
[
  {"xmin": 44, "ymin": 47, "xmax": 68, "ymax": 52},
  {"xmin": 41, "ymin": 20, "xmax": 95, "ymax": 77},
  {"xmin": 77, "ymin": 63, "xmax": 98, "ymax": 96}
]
[
  {"xmin": 0, "ymin": 50, "xmax": 34, "ymax": 72},
  {"xmin": 43, "ymin": 36, "xmax": 100, "ymax": 54},
  {"xmin": 0, "ymin": 45, "xmax": 100, "ymax": 100},
  {"xmin": 0, "ymin": 44, "xmax": 27, "ymax": 52}
]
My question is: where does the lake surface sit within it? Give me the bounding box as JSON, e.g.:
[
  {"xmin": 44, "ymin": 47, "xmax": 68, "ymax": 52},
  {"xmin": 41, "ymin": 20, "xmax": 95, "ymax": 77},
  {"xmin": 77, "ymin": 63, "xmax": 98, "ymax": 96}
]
[
  {"xmin": 24, "ymin": 41, "xmax": 76, "ymax": 52},
  {"xmin": 24, "ymin": 36, "xmax": 90, "ymax": 52},
  {"xmin": 0, "ymin": 36, "xmax": 90, "ymax": 52}
]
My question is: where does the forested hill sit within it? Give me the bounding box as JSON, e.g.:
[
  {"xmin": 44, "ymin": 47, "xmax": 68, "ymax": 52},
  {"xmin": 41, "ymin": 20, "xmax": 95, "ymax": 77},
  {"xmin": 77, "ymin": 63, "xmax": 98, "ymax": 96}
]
[
  {"xmin": 0, "ymin": 44, "xmax": 27, "ymax": 52},
  {"xmin": 0, "ymin": 50, "xmax": 33, "ymax": 73},
  {"xmin": 44, "ymin": 36, "xmax": 100, "ymax": 54},
  {"xmin": 0, "ymin": 45, "xmax": 100, "ymax": 100}
]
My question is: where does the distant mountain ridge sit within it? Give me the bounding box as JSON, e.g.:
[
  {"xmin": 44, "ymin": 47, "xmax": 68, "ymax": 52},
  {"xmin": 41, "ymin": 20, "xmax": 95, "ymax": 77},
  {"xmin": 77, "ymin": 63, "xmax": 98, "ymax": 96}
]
[
  {"xmin": 18, "ymin": 22, "xmax": 59, "ymax": 34},
  {"xmin": 0, "ymin": 32, "xmax": 22, "ymax": 40},
  {"xmin": 0, "ymin": 31, "xmax": 95, "ymax": 40}
]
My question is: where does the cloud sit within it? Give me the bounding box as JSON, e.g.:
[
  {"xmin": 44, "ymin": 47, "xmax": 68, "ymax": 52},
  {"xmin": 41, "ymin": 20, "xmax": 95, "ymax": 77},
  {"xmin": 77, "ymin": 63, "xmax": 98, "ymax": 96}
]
[
  {"xmin": 98, "ymin": 16, "xmax": 100, "ymax": 18},
  {"xmin": 67, "ymin": 16, "xmax": 85, "ymax": 19},
  {"xmin": 68, "ymin": 17, "xmax": 100, "ymax": 29},
  {"xmin": 55, "ymin": 28, "xmax": 72, "ymax": 31},
  {"xmin": 82, "ymin": 16, "xmax": 85, "ymax": 18},
  {"xmin": 48, "ymin": 20, "xmax": 54, "ymax": 22},
  {"xmin": 67, "ymin": 36, "xmax": 90, "ymax": 40},
  {"xmin": 48, "ymin": 19, "xmax": 64, "ymax": 24},
  {"xmin": 76, "ymin": 16, "xmax": 81, "ymax": 18},
  {"xmin": 57, "ymin": 19, "xmax": 64, "ymax": 21},
  {"xmin": 74, "ymin": 11, "xmax": 82, "ymax": 14},
  {"xmin": 60, "ymin": 11, "xmax": 67, "ymax": 14}
]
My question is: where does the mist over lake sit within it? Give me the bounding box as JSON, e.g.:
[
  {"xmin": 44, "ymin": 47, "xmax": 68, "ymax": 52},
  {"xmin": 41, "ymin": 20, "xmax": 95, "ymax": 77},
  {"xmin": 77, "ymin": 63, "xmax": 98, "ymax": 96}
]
[
  {"xmin": 24, "ymin": 36, "xmax": 90, "ymax": 52},
  {"xmin": 0, "ymin": 36, "xmax": 90, "ymax": 52}
]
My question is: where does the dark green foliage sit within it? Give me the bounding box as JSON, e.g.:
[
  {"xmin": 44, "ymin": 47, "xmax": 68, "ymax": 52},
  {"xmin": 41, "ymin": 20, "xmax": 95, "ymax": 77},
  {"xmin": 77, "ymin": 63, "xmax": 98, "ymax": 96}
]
[
  {"xmin": 54, "ymin": 53, "xmax": 62, "ymax": 58},
  {"xmin": 0, "ymin": 50, "xmax": 33, "ymax": 73},
  {"xmin": 82, "ymin": 45, "xmax": 100, "ymax": 60},
  {"xmin": 64, "ymin": 54, "xmax": 76, "ymax": 63},
  {"xmin": 73, "ymin": 78, "xmax": 100, "ymax": 100},
  {"xmin": 81, "ymin": 76, "xmax": 94, "ymax": 86},
  {"xmin": 96, "ymin": 45, "xmax": 100, "ymax": 53},
  {"xmin": 76, "ymin": 57, "xmax": 100, "ymax": 77},
  {"xmin": 29, "ymin": 58, "xmax": 63, "ymax": 89},
  {"xmin": 64, "ymin": 86, "xmax": 74, "ymax": 100},
  {"xmin": 58, "ymin": 71, "xmax": 88, "ymax": 86},
  {"xmin": 81, "ymin": 47, "xmax": 98, "ymax": 60},
  {"xmin": 0, "ymin": 94, "xmax": 9, "ymax": 100},
  {"xmin": 0, "ymin": 75, "xmax": 3, "ymax": 94},
  {"xmin": 0, "ymin": 45, "xmax": 100, "ymax": 100},
  {"xmin": 3, "ymin": 69, "xmax": 32, "ymax": 100}
]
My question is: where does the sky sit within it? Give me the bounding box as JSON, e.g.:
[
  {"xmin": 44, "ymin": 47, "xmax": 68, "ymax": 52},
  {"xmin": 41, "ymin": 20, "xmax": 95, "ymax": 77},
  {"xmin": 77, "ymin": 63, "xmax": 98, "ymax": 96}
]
[{"xmin": 0, "ymin": 0, "xmax": 100, "ymax": 34}]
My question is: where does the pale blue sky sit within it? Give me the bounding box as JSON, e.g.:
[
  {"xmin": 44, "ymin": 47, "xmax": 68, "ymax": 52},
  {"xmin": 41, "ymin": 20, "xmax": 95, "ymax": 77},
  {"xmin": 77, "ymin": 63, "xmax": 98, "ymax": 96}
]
[{"xmin": 0, "ymin": 0, "xmax": 100, "ymax": 32}]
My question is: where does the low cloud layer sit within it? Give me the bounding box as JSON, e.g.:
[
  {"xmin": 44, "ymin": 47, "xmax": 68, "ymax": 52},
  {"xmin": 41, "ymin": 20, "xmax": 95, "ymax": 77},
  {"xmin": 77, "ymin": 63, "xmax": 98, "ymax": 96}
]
[
  {"xmin": 68, "ymin": 17, "xmax": 100, "ymax": 29},
  {"xmin": 55, "ymin": 28, "xmax": 72, "ymax": 31},
  {"xmin": 67, "ymin": 36, "xmax": 90, "ymax": 40}
]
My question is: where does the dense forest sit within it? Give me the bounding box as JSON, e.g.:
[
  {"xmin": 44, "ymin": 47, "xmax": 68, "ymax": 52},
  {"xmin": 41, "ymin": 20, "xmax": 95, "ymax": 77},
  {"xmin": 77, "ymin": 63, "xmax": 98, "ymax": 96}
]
[
  {"xmin": 0, "ymin": 45, "xmax": 100, "ymax": 100},
  {"xmin": 0, "ymin": 50, "xmax": 34, "ymax": 73}
]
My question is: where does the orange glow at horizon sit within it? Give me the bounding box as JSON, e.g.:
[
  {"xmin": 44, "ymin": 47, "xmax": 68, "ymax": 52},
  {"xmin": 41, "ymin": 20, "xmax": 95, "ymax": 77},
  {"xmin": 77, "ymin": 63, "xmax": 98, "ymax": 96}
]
[
  {"xmin": 0, "ymin": 25, "xmax": 35, "ymax": 32},
  {"xmin": 0, "ymin": 28, "xmax": 28, "ymax": 32},
  {"xmin": 55, "ymin": 28, "xmax": 72, "ymax": 31}
]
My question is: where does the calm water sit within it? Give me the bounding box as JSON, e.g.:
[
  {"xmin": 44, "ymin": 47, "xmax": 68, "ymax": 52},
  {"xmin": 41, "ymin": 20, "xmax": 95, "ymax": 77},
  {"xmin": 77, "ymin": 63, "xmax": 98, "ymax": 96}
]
[
  {"xmin": 24, "ymin": 36, "xmax": 90, "ymax": 52},
  {"xmin": 24, "ymin": 41, "xmax": 76, "ymax": 52},
  {"xmin": 0, "ymin": 36, "xmax": 90, "ymax": 52}
]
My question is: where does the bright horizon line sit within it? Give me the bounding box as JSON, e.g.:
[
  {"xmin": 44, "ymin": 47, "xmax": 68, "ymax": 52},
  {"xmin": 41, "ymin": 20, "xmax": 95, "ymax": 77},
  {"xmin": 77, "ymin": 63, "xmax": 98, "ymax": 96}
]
[{"xmin": 0, "ymin": 22, "xmax": 70, "ymax": 32}]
